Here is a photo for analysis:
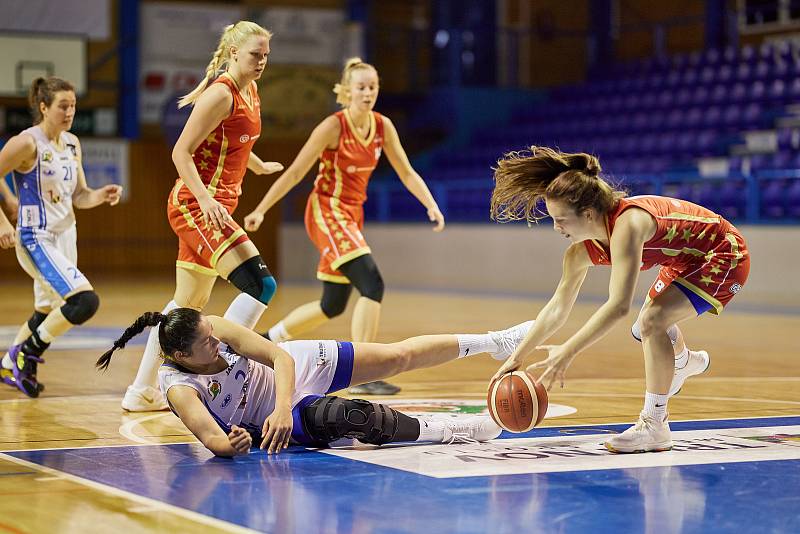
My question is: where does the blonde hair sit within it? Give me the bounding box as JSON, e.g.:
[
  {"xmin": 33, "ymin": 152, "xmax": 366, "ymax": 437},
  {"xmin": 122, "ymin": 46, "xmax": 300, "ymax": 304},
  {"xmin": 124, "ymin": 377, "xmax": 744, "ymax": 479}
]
[
  {"xmin": 178, "ymin": 21, "xmax": 272, "ymax": 109},
  {"xmin": 332, "ymin": 57, "xmax": 377, "ymax": 107},
  {"xmin": 490, "ymin": 146, "xmax": 626, "ymax": 223}
]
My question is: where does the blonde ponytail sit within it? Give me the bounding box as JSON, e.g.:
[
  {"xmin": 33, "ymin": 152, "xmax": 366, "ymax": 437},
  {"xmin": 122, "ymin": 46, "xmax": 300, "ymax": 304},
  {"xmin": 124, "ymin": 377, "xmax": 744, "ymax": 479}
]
[
  {"xmin": 178, "ymin": 21, "xmax": 272, "ymax": 109},
  {"xmin": 332, "ymin": 57, "xmax": 377, "ymax": 107}
]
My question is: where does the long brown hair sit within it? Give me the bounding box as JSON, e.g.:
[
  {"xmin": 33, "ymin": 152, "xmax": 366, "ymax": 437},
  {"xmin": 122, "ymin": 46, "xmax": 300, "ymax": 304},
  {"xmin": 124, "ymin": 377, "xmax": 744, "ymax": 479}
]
[{"xmin": 490, "ymin": 146, "xmax": 626, "ymax": 223}]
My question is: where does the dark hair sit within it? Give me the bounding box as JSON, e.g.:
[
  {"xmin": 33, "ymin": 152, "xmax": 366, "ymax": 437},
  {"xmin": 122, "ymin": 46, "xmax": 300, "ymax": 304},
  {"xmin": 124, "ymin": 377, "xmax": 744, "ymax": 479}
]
[
  {"xmin": 96, "ymin": 308, "xmax": 203, "ymax": 371},
  {"xmin": 490, "ymin": 146, "xmax": 626, "ymax": 223},
  {"xmin": 28, "ymin": 77, "xmax": 75, "ymax": 124}
]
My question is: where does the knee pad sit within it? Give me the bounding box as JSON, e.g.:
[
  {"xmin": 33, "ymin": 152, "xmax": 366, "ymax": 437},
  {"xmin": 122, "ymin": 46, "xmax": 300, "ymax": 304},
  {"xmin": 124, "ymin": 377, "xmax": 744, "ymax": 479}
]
[
  {"xmin": 340, "ymin": 255, "xmax": 384, "ymax": 302},
  {"xmin": 302, "ymin": 396, "xmax": 399, "ymax": 445},
  {"xmin": 631, "ymin": 319, "xmax": 679, "ymax": 345},
  {"xmin": 227, "ymin": 256, "xmax": 276, "ymax": 305},
  {"xmin": 61, "ymin": 291, "xmax": 100, "ymax": 325},
  {"xmin": 27, "ymin": 311, "xmax": 48, "ymax": 332},
  {"xmin": 320, "ymin": 282, "xmax": 351, "ymax": 318}
]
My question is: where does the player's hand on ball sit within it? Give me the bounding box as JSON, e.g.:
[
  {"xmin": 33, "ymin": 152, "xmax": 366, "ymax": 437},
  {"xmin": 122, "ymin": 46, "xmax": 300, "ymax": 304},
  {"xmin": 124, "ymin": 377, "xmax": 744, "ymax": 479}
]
[
  {"xmin": 528, "ymin": 344, "xmax": 577, "ymax": 391},
  {"xmin": 260, "ymin": 406, "xmax": 293, "ymax": 454},
  {"xmin": 490, "ymin": 356, "xmax": 522, "ymax": 386},
  {"xmin": 244, "ymin": 211, "xmax": 264, "ymax": 232},
  {"xmin": 228, "ymin": 425, "xmax": 252, "ymax": 455}
]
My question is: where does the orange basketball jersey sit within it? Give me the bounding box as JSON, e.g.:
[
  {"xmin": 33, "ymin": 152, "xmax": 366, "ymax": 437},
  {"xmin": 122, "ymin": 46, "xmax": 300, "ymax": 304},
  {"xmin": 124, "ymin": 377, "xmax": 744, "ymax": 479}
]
[
  {"xmin": 171, "ymin": 74, "xmax": 261, "ymax": 207},
  {"xmin": 583, "ymin": 195, "xmax": 749, "ymax": 313},
  {"xmin": 312, "ymin": 110, "xmax": 384, "ymax": 206}
]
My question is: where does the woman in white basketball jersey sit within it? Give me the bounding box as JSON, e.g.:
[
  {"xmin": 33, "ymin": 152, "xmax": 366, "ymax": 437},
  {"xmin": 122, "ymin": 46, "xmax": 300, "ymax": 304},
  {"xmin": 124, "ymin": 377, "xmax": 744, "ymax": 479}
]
[
  {"xmin": 98, "ymin": 308, "xmax": 533, "ymax": 456},
  {"xmin": 0, "ymin": 77, "xmax": 122, "ymax": 397}
]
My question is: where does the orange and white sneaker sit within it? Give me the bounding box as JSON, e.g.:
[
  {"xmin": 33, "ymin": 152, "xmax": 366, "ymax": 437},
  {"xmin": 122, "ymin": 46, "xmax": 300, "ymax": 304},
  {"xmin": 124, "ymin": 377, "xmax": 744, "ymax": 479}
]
[
  {"xmin": 605, "ymin": 411, "xmax": 672, "ymax": 453},
  {"xmin": 669, "ymin": 350, "xmax": 710, "ymax": 397}
]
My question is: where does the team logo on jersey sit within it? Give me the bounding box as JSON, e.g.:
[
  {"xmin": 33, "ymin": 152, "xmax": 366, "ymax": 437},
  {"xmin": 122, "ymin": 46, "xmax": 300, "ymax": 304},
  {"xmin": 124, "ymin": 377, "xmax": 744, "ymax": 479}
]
[
  {"xmin": 42, "ymin": 150, "xmax": 53, "ymax": 163},
  {"xmin": 239, "ymin": 134, "xmax": 250, "ymax": 143},
  {"xmin": 730, "ymin": 283, "xmax": 742, "ymax": 294},
  {"xmin": 208, "ymin": 379, "xmax": 222, "ymax": 400}
]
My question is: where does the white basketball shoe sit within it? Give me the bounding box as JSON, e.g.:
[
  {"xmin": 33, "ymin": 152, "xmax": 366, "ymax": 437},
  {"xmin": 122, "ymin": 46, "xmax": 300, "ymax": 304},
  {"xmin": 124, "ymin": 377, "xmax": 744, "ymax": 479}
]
[
  {"xmin": 122, "ymin": 385, "xmax": 169, "ymax": 412},
  {"xmin": 444, "ymin": 416, "xmax": 503, "ymax": 444},
  {"xmin": 604, "ymin": 411, "xmax": 672, "ymax": 453},
  {"xmin": 669, "ymin": 350, "xmax": 710, "ymax": 397},
  {"xmin": 488, "ymin": 320, "xmax": 535, "ymax": 360}
]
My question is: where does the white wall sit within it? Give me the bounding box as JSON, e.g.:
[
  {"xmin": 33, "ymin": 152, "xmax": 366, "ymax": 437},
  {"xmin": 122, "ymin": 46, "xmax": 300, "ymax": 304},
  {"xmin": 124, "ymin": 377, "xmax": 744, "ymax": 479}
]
[{"xmin": 280, "ymin": 224, "xmax": 798, "ymax": 309}]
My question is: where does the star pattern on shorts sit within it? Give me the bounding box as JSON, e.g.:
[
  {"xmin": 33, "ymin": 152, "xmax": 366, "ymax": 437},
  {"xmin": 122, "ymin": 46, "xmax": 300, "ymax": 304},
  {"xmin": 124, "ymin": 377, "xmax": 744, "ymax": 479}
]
[
  {"xmin": 708, "ymin": 232, "xmax": 717, "ymax": 242},
  {"xmin": 206, "ymin": 133, "xmax": 217, "ymax": 144},
  {"xmin": 681, "ymin": 228, "xmax": 695, "ymax": 242},
  {"xmin": 334, "ymin": 230, "xmax": 344, "ymax": 240},
  {"xmin": 198, "ymin": 160, "xmax": 209, "ymax": 171},
  {"xmin": 210, "ymin": 229, "xmax": 224, "ymax": 243},
  {"xmin": 709, "ymin": 265, "xmax": 723, "ymax": 274},
  {"xmin": 320, "ymin": 181, "xmax": 330, "ymax": 192},
  {"xmin": 665, "ymin": 224, "xmax": 678, "ymax": 243},
  {"xmin": 339, "ymin": 240, "xmax": 352, "ymax": 252},
  {"xmin": 201, "ymin": 148, "xmax": 213, "ymax": 159},
  {"xmin": 700, "ymin": 274, "xmax": 714, "ymax": 286}
]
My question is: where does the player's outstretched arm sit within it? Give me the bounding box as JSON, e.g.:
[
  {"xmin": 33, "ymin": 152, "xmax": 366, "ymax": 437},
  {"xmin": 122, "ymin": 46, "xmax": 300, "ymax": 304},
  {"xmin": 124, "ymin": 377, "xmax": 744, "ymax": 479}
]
[
  {"xmin": 167, "ymin": 385, "xmax": 252, "ymax": 457},
  {"xmin": 244, "ymin": 115, "xmax": 340, "ymax": 232},
  {"xmin": 382, "ymin": 116, "xmax": 444, "ymax": 231},
  {"xmin": 71, "ymin": 137, "xmax": 122, "ymax": 209},
  {"xmin": 491, "ymin": 242, "xmax": 591, "ymax": 383}
]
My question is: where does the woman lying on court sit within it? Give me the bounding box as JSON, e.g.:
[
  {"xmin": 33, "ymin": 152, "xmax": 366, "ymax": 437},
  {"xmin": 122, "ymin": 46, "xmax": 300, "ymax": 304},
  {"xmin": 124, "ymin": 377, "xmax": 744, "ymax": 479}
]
[{"xmin": 97, "ymin": 308, "xmax": 531, "ymax": 456}]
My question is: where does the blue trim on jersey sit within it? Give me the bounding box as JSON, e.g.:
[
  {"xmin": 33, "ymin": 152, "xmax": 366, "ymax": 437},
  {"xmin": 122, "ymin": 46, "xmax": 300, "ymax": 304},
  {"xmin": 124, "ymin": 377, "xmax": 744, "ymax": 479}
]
[
  {"xmin": 674, "ymin": 280, "xmax": 714, "ymax": 315},
  {"xmin": 328, "ymin": 341, "xmax": 354, "ymax": 393},
  {"xmin": 14, "ymin": 160, "xmax": 46, "ymax": 229},
  {"xmin": 18, "ymin": 227, "xmax": 71, "ymax": 296},
  {"xmin": 290, "ymin": 394, "xmax": 324, "ymax": 445}
]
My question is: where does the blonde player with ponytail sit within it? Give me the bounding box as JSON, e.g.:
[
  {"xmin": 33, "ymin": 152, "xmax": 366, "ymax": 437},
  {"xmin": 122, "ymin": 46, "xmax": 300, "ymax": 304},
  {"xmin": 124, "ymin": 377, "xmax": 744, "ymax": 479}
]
[
  {"xmin": 244, "ymin": 58, "xmax": 445, "ymax": 396},
  {"xmin": 123, "ymin": 21, "xmax": 285, "ymax": 411}
]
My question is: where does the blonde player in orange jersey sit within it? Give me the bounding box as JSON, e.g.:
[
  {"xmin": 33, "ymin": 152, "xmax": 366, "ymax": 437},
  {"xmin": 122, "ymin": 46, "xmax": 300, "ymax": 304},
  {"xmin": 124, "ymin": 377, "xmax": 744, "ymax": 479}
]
[
  {"xmin": 489, "ymin": 147, "xmax": 750, "ymax": 454},
  {"xmin": 123, "ymin": 21, "xmax": 285, "ymax": 411},
  {"xmin": 244, "ymin": 58, "xmax": 445, "ymax": 395}
]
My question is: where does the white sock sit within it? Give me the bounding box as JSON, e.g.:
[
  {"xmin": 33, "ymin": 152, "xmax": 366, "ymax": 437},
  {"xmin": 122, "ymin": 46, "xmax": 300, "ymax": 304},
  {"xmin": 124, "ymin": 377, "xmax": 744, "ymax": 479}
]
[
  {"xmin": 268, "ymin": 321, "xmax": 290, "ymax": 343},
  {"xmin": 674, "ymin": 346, "xmax": 689, "ymax": 369},
  {"xmin": 223, "ymin": 294, "xmax": 266, "ymax": 330},
  {"xmin": 415, "ymin": 419, "xmax": 446, "ymax": 442},
  {"xmin": 131, "ymin": 300, "xmax": 178, "ymax": 389},
  {"xmin": 455, "ymin": 334, "xmax": 497, "ymax": 358},
  {"xmin": 35, "ymin": 325, "xmax": 55, "ymax": 344},
  {"xmin": 643, "ymin": 391, "xmax": 668, "ymax": 421},
  {"xmin": 1, "ymin": 354, "xmax": 11, "ymax": 369}
]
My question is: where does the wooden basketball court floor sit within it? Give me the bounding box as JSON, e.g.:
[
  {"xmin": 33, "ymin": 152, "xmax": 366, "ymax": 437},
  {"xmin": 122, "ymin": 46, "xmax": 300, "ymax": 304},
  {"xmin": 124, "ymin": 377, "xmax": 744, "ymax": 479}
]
[{"xmin": 0, "ymin": 279, "xmax": 798, "ymax": 533}]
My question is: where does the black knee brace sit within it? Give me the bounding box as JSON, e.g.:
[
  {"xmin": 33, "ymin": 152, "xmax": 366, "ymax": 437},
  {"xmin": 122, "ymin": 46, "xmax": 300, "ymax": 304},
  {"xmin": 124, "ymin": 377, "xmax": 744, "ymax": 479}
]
[
  {"xmin": 61, "ymin": 291, "xmax": 100, "ymax": 325},
  {"xmin": 227, "ymin": 256, "xmax": 277, "ymax": 305},
  {"xmin": 320, "ymin": 282, "xmax": 353, "ymax": 318},
  {"xmin": 339, "ymin": 254, "xmax": 384, "ymax": 302},
  {"xmin": 27, "ymin": 311, "xmax": 48, "ymax": 332},
  {"xmin": 301, "ymin": 396, "xmax": 400, "ymax": 445}
]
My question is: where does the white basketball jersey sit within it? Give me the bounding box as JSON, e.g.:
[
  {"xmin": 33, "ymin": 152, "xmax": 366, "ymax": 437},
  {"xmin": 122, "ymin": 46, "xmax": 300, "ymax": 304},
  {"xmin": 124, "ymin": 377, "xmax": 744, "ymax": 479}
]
[
  {"xmin": 13, "ymin": 126, "xmax": 79, "ymax": 234},
  {"xmin": 158, "ymin": 346, "xmax": 275, "ymax": 435}
]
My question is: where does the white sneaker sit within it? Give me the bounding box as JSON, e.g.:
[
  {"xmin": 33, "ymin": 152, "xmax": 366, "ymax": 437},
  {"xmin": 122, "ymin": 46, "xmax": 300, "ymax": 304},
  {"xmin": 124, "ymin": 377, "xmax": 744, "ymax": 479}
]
[
  {"xmin": 604, "ymin": 411, "xmax": 672, "ymax": 453},
  {"xmin": 443, "ymin": 416, "xmax": 503, "ymax": 444},
  {"xmin": 488, "ymin": 320, "xmax": 534, "ymax": 360},
  {"xmin": 122, "ymin": 385, "xmax": 168, "ymax": 412},
  {"xmin": 669, "ymin": 350, "xmax": 710, "ymax": 397}
]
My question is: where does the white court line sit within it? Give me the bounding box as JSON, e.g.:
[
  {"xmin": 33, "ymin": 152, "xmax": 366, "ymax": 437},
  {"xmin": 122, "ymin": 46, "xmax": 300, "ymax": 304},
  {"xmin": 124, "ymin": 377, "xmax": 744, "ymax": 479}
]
[
  {"xmin": 0, "ymin": 453, "xmax": 259, "ymax": 533},
  {"xmin": 118, "ymin": 412, "xmax": 177, "ymax": 445}
]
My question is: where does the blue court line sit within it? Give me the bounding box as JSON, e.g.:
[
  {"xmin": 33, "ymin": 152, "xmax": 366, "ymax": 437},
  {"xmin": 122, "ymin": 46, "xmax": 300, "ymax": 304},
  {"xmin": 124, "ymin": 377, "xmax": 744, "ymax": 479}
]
[{"xmin": 7, "ymin": 415, "xmax": 800, "ymax": 533}]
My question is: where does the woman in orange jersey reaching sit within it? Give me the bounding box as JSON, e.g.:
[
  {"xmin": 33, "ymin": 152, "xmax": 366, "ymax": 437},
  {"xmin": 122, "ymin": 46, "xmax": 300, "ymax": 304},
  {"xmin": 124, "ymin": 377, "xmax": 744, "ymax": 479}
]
[
  {"xmin": 123, "ymin": 21, "xmax": 285, "ymax": 411},
  {"xmin": 489, "ymin": 147, "xmax": 749, "ymax": 454},
  {"xmin": 244, "ymin": 58, "xmax": 445, "ymax": 395}
]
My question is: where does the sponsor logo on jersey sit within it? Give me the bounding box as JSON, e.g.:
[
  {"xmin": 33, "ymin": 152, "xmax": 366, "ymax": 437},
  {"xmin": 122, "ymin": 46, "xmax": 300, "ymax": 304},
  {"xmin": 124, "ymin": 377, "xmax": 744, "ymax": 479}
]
[
  {"xmin": 42, "ymin": 150, "xmax": 53, "ymax": 163},
  {"xmin": 239, "ymin": 134, "xmax": 250, "ymax": 143},
  {"xmin": 208, "ymin": 379, "xmax": 222, "ymax": 400},
  {"xmin": 221, "ymin": 393, "xmax": 232, "ymax": 409}
]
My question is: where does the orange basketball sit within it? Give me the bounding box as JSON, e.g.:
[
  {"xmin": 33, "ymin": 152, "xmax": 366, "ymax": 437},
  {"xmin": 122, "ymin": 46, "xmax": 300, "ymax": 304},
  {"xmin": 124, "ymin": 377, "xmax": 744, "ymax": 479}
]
[{"xmin": 487, "ymin": 371, "xmax": 548, "ymax": 432}]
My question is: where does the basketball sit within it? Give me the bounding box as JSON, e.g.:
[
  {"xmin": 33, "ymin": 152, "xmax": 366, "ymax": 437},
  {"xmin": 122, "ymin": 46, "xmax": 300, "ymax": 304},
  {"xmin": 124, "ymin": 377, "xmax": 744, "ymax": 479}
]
[{"xmin": 487, "ymin": 371, "xmax": 549, "ymax": 432}]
